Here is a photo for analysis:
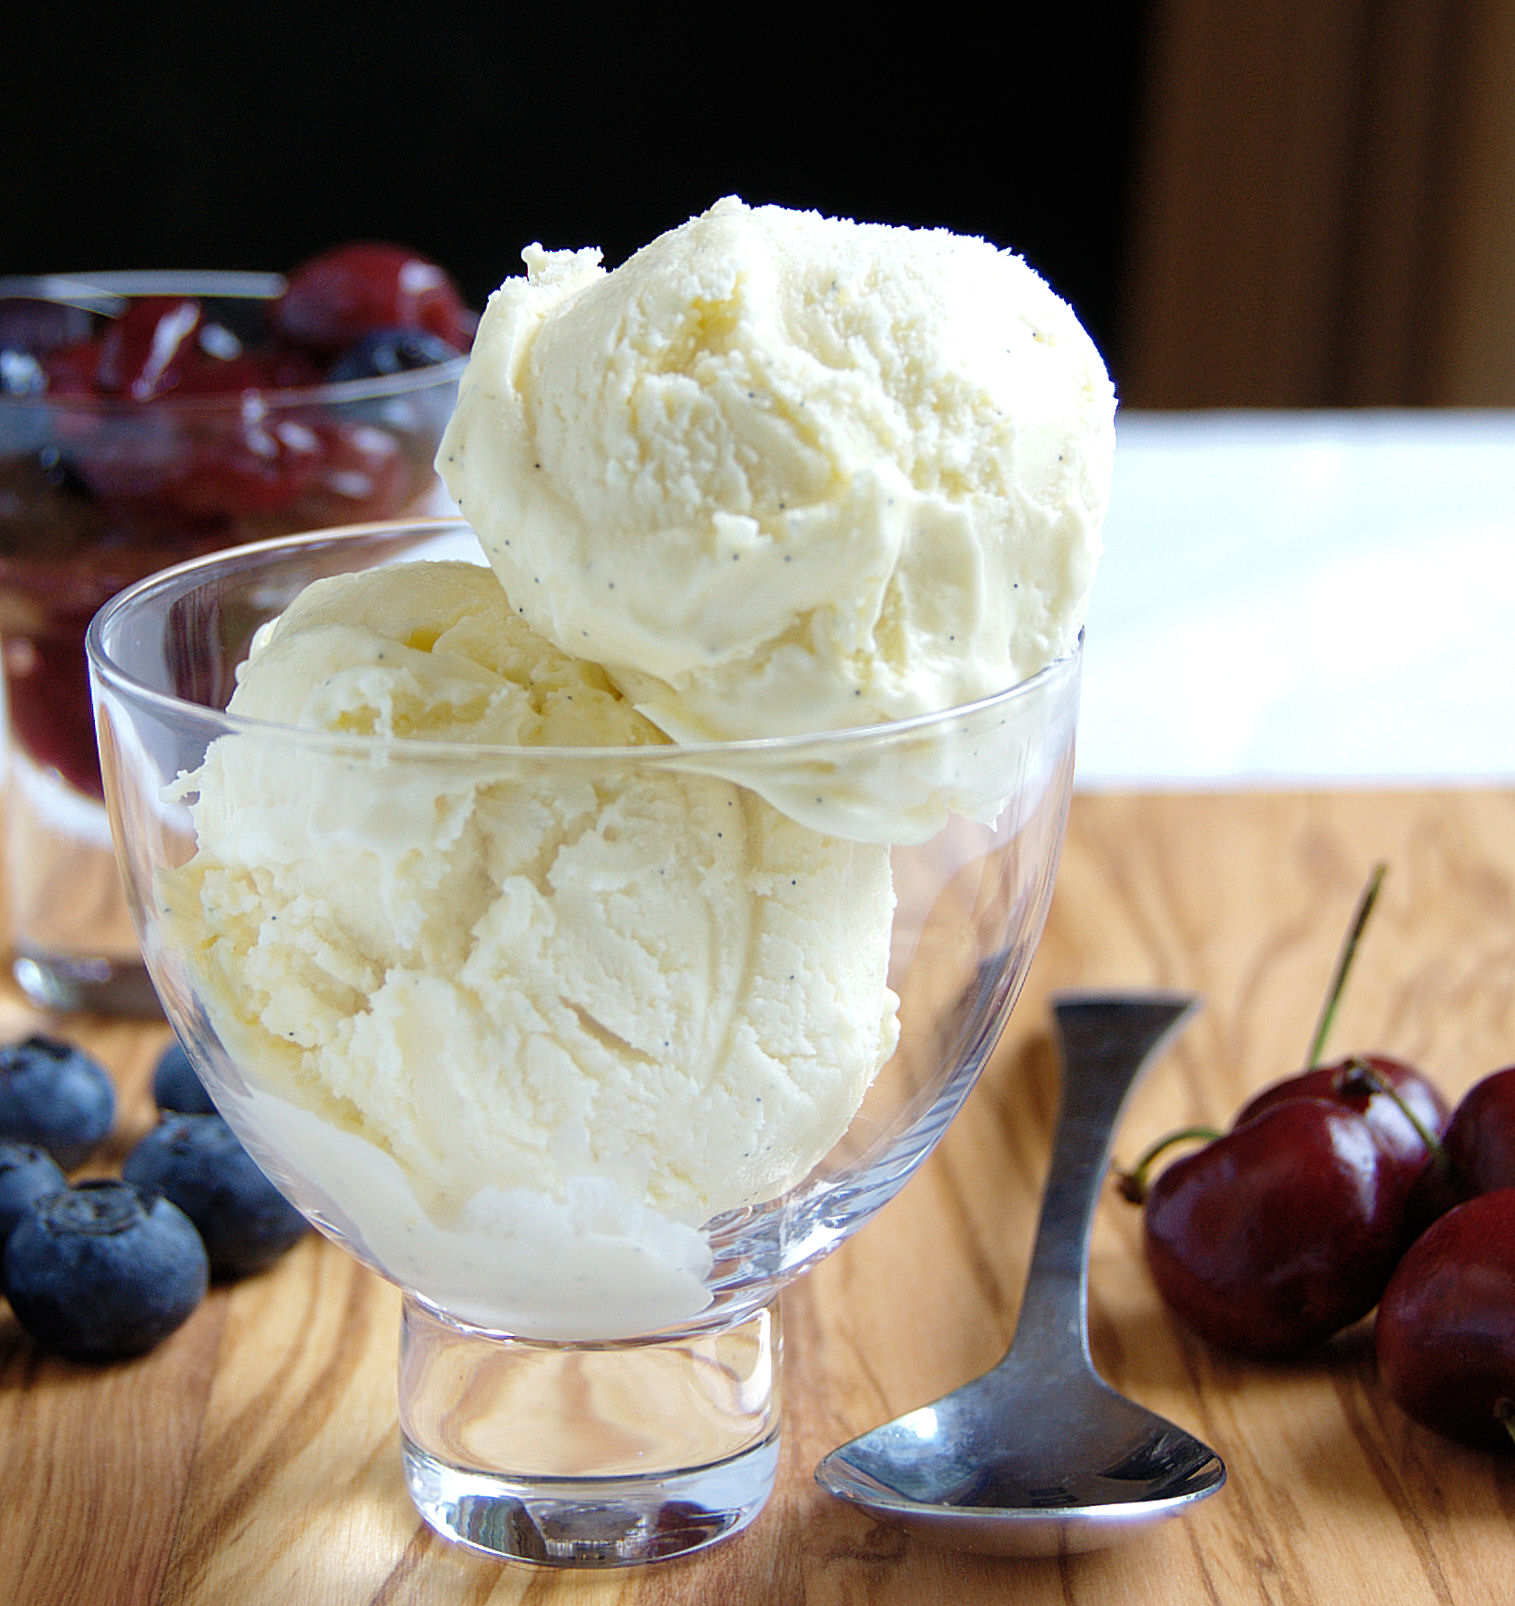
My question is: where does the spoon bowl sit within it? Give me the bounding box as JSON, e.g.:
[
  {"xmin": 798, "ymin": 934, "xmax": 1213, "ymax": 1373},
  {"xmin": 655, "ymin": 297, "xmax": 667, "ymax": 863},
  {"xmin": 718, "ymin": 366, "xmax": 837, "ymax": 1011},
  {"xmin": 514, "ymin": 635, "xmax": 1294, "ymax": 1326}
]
[{"xmin": 815, "ymin": 994, "xmax": 1226, "ymax": 1556}]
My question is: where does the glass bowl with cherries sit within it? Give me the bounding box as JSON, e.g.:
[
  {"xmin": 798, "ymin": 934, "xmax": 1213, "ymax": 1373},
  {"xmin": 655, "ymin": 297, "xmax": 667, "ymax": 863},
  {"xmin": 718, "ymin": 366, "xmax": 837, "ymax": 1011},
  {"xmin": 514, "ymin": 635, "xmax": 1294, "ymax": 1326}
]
[{"xmin": 0, "ymin": 244, "xmax": 472, "ymax": 1014}]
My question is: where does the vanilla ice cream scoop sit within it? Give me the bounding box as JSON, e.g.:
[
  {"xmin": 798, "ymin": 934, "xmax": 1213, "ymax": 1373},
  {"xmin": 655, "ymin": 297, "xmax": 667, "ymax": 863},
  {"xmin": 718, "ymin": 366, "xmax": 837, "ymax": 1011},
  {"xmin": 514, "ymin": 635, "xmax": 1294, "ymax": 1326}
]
[
  {"xmin": 438, "ymin": 196, "xmax": 1115, "ymax": 750},
  {"xmin": 160, "ymin": 560, "xmax": 899, "ymax": 1250}
]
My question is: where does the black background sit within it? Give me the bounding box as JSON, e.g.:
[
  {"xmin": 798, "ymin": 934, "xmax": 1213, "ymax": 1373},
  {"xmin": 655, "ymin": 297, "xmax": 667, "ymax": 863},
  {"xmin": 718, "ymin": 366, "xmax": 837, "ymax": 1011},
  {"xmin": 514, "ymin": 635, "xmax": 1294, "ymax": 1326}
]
[{"xmin": 1, "ymin": 4, "xmax": 1150, "ymax": 375}]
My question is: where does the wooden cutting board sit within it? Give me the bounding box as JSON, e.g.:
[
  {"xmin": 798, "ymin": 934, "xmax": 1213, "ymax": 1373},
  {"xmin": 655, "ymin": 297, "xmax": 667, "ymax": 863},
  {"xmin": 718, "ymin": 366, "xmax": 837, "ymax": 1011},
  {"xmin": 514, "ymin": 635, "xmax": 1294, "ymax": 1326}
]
[{"xmin": 3, "ymin": 788, "xmax": 1513, "ymax": 1605}]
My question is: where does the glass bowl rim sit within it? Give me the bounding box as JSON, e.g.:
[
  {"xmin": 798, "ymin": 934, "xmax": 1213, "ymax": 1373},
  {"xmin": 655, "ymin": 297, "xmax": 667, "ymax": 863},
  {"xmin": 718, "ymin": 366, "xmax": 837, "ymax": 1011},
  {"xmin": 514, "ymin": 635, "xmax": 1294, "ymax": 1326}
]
[
  {"xmin": 0, "ymin": 268, "xmax": 468, "ymax": 409},
  {"xmin": 86, "ymin": 517, "xmax": 1082, "ymax": 767}
]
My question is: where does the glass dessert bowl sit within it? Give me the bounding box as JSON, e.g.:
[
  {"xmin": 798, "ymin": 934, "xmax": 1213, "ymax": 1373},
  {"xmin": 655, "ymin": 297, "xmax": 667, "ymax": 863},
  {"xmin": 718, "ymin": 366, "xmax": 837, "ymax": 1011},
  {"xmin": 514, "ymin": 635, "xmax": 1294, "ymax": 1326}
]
[
  {"xmin": 87, "ymin": 517, "xmax": 1081, "ymax": 1567},
  {"xmin": 0, "ymin": 265, "xmax": 467, "ymax": 1013}
]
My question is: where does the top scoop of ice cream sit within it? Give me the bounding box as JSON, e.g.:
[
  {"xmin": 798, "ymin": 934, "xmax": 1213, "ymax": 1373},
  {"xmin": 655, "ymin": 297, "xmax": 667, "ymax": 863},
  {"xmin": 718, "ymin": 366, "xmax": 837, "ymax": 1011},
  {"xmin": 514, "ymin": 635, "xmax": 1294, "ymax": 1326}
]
[{"xmin": 438, "ymin": 195, "xmax": 1115, "ymax": 747}]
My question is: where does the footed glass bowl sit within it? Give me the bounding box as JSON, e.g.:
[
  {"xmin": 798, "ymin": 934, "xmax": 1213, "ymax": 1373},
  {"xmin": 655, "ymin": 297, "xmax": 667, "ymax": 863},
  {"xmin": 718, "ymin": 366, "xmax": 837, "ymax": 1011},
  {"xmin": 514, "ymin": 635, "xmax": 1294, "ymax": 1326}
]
[{"xmin": 87, "ymin": 517, "xmax": 1081, "ymax": 1567}]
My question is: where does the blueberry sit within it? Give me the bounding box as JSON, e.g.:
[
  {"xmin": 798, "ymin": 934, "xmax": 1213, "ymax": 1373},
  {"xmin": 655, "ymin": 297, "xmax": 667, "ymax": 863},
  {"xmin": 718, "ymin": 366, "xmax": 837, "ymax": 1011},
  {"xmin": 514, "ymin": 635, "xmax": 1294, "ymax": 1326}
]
[
  {"xmin": 122, "ymin": 1114, "xmax": 308, "ymax": 1278},
  {"xmin": 2, "ymin": 1179, "xmax": 208, "ymax": 1360},
  {"xmin": 0, "ymin": 1141, "xmax": 67, "ymax": 1252},
  {"xmin": 0, "ymin": 1035, "xmax": 115, "ymax": 1169},
  {"xmin": 327, "ymin": 327, "xmax": 460, "ymax": 382},
  {"xmin": 151, "ymin": 1039, "xmax": 217, "ymax": 1115}
]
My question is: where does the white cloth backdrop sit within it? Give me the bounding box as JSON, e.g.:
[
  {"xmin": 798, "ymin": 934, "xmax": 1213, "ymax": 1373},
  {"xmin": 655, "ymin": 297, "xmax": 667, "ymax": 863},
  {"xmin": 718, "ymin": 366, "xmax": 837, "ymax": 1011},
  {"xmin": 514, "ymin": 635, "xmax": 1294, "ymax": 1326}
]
[{"xmin": 1076, "ymin": 410, "xmax": 1515, "ymax": 787}]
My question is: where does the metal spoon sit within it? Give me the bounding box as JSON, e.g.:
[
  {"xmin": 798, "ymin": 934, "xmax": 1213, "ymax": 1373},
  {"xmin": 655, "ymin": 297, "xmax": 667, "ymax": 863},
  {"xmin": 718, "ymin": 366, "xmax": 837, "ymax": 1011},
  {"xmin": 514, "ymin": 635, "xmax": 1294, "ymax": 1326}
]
[{"xmin": 815, "ymin": 992, "xmax": 1226, "ymax": 1556}]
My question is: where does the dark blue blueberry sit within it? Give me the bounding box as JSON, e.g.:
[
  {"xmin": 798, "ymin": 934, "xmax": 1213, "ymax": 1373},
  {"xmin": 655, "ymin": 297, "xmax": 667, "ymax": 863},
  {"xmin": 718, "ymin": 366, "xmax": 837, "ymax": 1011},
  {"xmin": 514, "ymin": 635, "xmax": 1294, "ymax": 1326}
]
[
  {"xmin": 151, "ymin": 1038, "xmax": 217, "ymax": 1115},
  {"xmin": 0, "ymin": 1142, "xmax": 68, "ymax": 1252},
  {"xmin": 0, "ymin": 1035, "xmax": 115, "ymax": 1169},
  {"xmin": 122, "ymin": 1113, "xmax": 308, "ymax": 1278},
  {"xmin": 2, "ymin": 1179, "xmax": 208, "ymax": 1360},
  {"xmin": 327, "ymin": 327, "xmax": 460, "ymax": 382}
]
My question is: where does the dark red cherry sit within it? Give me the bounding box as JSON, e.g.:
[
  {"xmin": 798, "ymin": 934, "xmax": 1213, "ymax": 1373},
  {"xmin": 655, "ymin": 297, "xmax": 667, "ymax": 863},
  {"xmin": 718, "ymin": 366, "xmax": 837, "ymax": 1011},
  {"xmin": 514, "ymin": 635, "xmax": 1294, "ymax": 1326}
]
[
  {"xmin": 302, "ymin": 420, "xmax": 408, "ymax": 520},
  {"xmin": 272, "ymin": 243, "xmax": 472, "ymax": 353},
  {"xmin": 1397, "ymin": 1065, "xmax": 1515, "ymax": 1239},
  {"xmin": 1441, "ymin": 1066, "xmax": 1515, "ymax": 1198},
  {"xmin": 38, "ymin": 340, "xmax": 100, "ymax": 396},
  {"xmin": 1235, "ymin": 1055, "xmax": 1449, "ymax": 1219},
  {"xmin": 1, "ymin": 616, "xmax": 105, "ymax": 796},
  {"xmin": 164, "ymin": 414, "xmax": 407, "ymax": 522},
  {"xmin": 160, "ymin": 342, "xmax": 322, "ymax": 397},
  {"xmin": 167, "ymin": 410, "xmax": 329, "ymax": 517},
  {"xmin": 1375, "ymin": 1189, "xmax": 1515, "ymax": 1450},
  {"xmin": 1143, "ymin": 1098, "xmax": 1405, "ymax": 1356},
  {"xmin": 95, "ymin": 296, "xmax": 206, "ymax": 399}
]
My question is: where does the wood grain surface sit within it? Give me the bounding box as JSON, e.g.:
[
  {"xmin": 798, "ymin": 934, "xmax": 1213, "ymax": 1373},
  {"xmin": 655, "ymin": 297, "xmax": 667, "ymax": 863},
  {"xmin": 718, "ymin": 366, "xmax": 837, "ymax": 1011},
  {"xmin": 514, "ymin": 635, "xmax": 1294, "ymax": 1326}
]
[{"xmin": 3, "ymin": 788, "xmax": 1513, "ymax": 1605}]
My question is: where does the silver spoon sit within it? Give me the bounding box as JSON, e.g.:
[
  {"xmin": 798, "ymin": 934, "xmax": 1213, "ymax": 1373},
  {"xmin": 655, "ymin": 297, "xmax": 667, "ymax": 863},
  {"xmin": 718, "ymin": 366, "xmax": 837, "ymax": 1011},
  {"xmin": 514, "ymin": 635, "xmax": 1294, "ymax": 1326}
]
[{"xmin": 815, "ymin": 992, "xmax": 1226, "ymax": 1556}]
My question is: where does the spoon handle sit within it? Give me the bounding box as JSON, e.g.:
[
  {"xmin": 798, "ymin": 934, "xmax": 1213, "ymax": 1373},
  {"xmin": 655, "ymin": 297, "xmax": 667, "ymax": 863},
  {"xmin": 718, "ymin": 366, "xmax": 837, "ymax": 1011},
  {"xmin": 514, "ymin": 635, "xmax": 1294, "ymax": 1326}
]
[{"xmin": 1004, "ymin": 994, "xmax": 1198, "ymax": 1374}]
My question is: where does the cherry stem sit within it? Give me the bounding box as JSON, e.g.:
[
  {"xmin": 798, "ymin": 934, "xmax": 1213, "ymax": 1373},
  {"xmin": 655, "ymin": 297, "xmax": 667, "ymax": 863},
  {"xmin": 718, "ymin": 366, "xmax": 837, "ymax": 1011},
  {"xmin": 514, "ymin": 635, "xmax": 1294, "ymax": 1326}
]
[
  {"xmin": 1342, "ymin": 1056, "xmax": 1452, "ymax": 1177},
  {"xmin": 1113, "ymin": 1126, "xmax": 1223, "ymax": 1204},
  {"xmin": 1497, "ymin": 1399, "xmax": 1515, "ymax": 1450},
  {"xmin": 1307, "ymin": 861, "xmax": 1388, "ymax": 1069}
]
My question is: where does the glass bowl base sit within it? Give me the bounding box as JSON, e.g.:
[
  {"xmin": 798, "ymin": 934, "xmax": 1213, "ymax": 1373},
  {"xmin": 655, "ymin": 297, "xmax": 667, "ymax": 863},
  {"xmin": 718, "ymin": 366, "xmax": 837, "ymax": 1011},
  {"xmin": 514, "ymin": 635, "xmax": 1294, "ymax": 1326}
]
[
  {"xmin": 402, "ymin": 1432, "xmax": 779, "ymax": 1566},
  {"xmin": 397, "ymin": 1292, "xmax": 781, "ymax": 1566}
]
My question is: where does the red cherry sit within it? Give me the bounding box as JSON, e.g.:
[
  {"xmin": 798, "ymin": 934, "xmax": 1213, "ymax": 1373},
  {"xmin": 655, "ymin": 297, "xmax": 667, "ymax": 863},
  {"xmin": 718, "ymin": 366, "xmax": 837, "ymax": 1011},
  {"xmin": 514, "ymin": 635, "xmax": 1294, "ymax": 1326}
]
[
  {"xmin": 0, "ymin": 501, "xmax": 231, "ymax": 798},
  {"xmin": 272, "ymin": 243, "xmax": 472, "ymax": 353},
  {"xmin": 38, "ymin": 340, "xmax": 100, "ymax": 396},
  {"xmin": 164, "ymin": 412, "xmax": 412, "ymax": 523},
  {"xmin": 1235, "ymin": 1055, "xmax": 1449, "ymax": 1226},
  {"xmin": 1441, "ymin": 1067, "xmax": 1515, "ymax": 1198},
  {"xmin": 1396, "ymin": 1065, "xmax": 1515, "ymax": 1239},
  {"xmin": 1375, "ymin": 1190, "xmax": 1515, "ymax": 1450},
  {"xmin": 1142, "ymin": 1098, "xmax": 1405, "ymax": 1356},
  {"xmin": 156, "ymin": 343, "xmax": 321, "ymax": 397},
  {"xmin": 168, "ymin": 407, "xmax": 329, "ymax": 517},
  {"xmin": 301, "ymin": 419, "xmax": 409, "ymax": 521},
  {"xmin": 1, "ymin": 615, "xmax": 104, "ymax": 796},
  {"xmin": 165, "ymin": 353, "xmax": 275, "ymax": 396},
  {"xmin": 95, "ymin": 296, "xmax": 206, "ymax": 399},
  {"xmin": 249, "ymin": 345, "xmax": 326, "ymax": 391}
]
